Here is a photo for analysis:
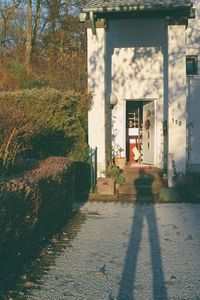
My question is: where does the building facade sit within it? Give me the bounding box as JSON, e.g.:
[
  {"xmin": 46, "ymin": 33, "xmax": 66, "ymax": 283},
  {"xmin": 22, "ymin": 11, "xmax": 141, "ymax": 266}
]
[{"xmin": 80, "ymin": 0, "xmax": 200, "ymax": 186}]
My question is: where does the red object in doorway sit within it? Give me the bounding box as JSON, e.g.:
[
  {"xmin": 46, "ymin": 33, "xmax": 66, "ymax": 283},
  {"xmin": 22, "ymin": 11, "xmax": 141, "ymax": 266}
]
[{"xmin": 129, "ymin": 139, "xmax": 138, "ymax": 163}]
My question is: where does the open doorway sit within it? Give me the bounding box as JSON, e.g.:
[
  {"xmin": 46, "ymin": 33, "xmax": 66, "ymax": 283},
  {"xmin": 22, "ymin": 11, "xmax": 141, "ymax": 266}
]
[
  {"xmin": 126, "ymin": 101, "xmax": 143, "ymax": 165},
  {"xmin": 126, "ymin": 100, "xmax": 155, "ymax": 166}
]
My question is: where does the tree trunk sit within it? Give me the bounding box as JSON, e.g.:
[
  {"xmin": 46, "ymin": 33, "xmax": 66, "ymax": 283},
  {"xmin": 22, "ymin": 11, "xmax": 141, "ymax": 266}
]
[
  {"xmin": 32, "ymin": 0, "xmax": 40, "ymax": 53},
  {"xmin": 0, "ymin": 20, "xmax": 6, "ymax": 49},
  {"xmin": 0, "ymin": 0, "xmax": 17, "ymax": 50},
  {"xmin": 25, "ymin": 0, "xmax": 32, "ymax": 76}
]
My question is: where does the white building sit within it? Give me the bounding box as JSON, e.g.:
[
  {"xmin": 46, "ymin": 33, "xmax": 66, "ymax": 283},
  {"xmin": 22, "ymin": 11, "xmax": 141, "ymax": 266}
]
[{"xmin": 80, "ymin": 0, "xmax": 200, "ymax": 186}]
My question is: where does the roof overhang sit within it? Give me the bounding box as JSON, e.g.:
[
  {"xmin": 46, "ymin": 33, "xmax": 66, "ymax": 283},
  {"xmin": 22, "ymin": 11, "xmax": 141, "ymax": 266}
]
[
  {"xmin": 82, "ymin": 3, "xmax": 192, "ymax": 13},
  {"xmin": 80, "ymin": 2, "xmax": 194, "ymax": 35}
]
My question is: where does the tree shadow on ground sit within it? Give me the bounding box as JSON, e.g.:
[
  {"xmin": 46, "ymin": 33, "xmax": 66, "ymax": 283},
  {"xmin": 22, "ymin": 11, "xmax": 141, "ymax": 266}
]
[{"xmin": 118, "ymin": 169, "xmax": 168, "ymax": 300}]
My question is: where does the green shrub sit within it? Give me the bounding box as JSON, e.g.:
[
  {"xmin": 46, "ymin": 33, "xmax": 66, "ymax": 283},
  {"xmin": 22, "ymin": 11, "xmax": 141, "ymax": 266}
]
[
  {"xmin": 21, "ymin": 75, "xmax": 48, "ymax": 89},
  {"xmin": 7, "ymin": 59, "xmax": 27, "ymax": 86},
  {"xmin": 7, "ymin": 60, "xmax": 47, "ymax": 90},
  {"xmin": 0, "ymin": 88, "xmax": 92, "ymax": 169},
  {"xmin": 102, "ymin": 164, "xmax": 125, "ymax": 186}
]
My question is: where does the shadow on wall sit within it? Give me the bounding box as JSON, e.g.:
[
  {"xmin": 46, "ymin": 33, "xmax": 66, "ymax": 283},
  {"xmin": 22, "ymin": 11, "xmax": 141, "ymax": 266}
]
[
  {"xmin": 118, "ymin": 169, "xmax": 168, "ymax": 300},
  {"xmin": 105, "ymin": 20, "xmax": 167, "ymax": 164},
  {"xmin": 89, "ymin": 44, "xmax": 105, "ymax": 90},
  {"xmin": 106, "ymin": 19, "xmax": 165, "ymax": 102},
  {"xmin": 89, "ymin": 18, "xmax": 195, "ymax": 177},
  {"xmin": 186, "ymin": 76, "xmax": 200, "ymax": 166}
]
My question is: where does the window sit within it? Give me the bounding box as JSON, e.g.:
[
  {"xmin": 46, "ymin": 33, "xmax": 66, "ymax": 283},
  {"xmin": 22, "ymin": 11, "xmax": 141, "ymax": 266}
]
[{"xmin": 186, "ymin": 55, "xmax": 198, "ymax": 75}]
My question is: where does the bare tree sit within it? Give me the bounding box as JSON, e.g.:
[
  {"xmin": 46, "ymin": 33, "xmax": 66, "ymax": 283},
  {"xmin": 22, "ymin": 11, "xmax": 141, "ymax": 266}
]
[
  {"xmin": 0, "ymin": 0, "xmax": 19, "ymax": 49},
  {"xmin": 32, "ymin": 0, "xmax": 40, "ymax": 52},
  {"xmin": 0, "ymin": 0, "xmax": 88, "ymax": 91},
  {"xmin": 25, "ymin": 0, "xmax": 32, "ymax": 75}
]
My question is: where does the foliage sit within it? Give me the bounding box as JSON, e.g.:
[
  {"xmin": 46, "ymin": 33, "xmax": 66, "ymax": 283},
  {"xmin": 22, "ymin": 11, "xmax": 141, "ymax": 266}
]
[
  {"xmin": 169, "ymin": 153, "xmax": 185, "ymax": 187},
  {"xmin": 115, "ymin": 145, "xmax": 124, "ymax": 158},
  {"xmin": 6, "ymin": 58, "xmax": 47, "ymax": 89},
  {"xmin": 169, "ymin": 153, "xmax": 180, "ymax": 181},
  {"xmin": 0, "ymin": 157, "xmax": 87, "ymax": 288},
  {"xmin": 0, "ymin": 103, "xmax": 43, "ymax": 169},
  {"xmin": 7, "ymin": 59, "xmax": 26, "ymax": 84},
  {"xmin": 0, "ymin": 88, "xmax": 92, "ymax": 169},
  {"xmin": 105, "ymin": 110, "xmax": 125, "ymax": 165},
  {"xmin": 160, "ymin": 121, "xmax": 194, "ymax": 182},
  {"xmin": 0, "ymin": 0, "xmax": 87, "ymax": 92},
  {"xmin": 0, "ymin": 51, "xmax": 87, "ymax": 92},
  {"xmin": 186, "ymin": 121, "xmax": 194, "ymax": 167},
  {"xmin": 162, "ymin": 120, "xmax": 167, "ymax": 137},
  {"xmin": 102, "ymin": 164, "xmax": 125, "ymax": 186}
]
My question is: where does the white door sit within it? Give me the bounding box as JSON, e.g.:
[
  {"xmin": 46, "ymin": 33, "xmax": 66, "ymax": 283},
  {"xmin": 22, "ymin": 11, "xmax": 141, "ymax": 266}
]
[{"xmin": 143, "ymin": 101, "xmax": 155, "ymax": 165}]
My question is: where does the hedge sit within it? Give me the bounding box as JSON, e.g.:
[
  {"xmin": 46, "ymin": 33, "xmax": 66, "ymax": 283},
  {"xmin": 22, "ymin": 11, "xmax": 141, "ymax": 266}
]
[{"xmin": 0, "ymin": 157, "xmax": 90, "ymax": 278}]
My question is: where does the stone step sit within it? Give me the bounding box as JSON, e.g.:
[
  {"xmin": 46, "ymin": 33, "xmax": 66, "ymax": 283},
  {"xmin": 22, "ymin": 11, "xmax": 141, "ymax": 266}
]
[
  {"xmin": 118, "ymin": 187, "xmax": 163, "ymax": 195},
  {"xmin": 118, "ymin": 167, "xmax": 167, "ymax": 195},
  {"xmin": 119, "ymin": 179, "xmax": 164, "ymax": 186},
  {"xmin": 118, "ymin": 194, "xmax": 160, "ymax": 202}
]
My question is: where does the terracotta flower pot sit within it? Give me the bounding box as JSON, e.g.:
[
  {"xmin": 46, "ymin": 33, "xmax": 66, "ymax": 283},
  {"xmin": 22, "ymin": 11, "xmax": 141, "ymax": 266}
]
[{"xmin": 97, "ymin": 178, "xmax": 115, "ymax": 195}]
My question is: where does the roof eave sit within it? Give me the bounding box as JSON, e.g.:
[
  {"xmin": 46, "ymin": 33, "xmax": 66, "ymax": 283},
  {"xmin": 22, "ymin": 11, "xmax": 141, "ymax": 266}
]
[{"xmin": 82, "ymin": 4, "xmax": 192, "ymax": 13}]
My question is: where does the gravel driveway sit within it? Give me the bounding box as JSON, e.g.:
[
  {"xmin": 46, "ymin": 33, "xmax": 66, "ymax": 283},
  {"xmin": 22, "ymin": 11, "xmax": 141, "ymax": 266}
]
[{"xmin": 26, "ymin": 200, "xmax": 200, "ymax": 300}]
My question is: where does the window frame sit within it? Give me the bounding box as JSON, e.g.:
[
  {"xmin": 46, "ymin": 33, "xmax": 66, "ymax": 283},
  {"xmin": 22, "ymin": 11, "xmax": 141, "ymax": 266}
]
[{"xmin": 186, "ymin": 55, "xmax": 198, "ymax": 76}]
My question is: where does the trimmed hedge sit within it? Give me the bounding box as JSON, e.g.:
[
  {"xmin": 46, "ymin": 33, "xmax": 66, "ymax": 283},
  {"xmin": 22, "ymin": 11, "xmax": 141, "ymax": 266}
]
[{"xmin": 0, "ymin": 157, "xmax": 90, "ymax": 273}]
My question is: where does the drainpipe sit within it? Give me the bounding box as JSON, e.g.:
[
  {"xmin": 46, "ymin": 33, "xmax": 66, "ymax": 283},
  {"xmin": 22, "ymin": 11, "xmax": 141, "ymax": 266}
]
[{"xmin": 89, "ymin": 11, "xmax": 96, "ymax": 35}]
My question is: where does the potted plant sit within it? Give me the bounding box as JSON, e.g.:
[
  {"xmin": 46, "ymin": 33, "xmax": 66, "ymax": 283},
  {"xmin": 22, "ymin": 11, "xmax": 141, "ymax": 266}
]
[
  {"xmin": 114, "ymin": 146, "xmax": 126, "ymax": 169},
  {"xmin": 97, "ymin": 164, "xmax": 125, "ymax": 195}
]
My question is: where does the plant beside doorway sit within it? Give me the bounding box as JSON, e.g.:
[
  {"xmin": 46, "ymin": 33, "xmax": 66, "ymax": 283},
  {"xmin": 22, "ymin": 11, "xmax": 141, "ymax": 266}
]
[
  {"xmin": 102, "ymin": 164, "xmax": 125, "ymax": 187},
  {"xmin": 116, "ymin": 146, "xmax": 124, "ymax": 157},
  {"xmin": 97, "ymin": 164, "xmax": 125, "ymax": 195},
  {"xmin": 114, "ymin": 146, "xmax": 127, "ymax": 169}
]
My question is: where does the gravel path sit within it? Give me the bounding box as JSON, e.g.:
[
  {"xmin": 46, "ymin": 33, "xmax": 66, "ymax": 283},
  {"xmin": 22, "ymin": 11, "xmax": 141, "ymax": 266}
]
[{"xmin": 25, "ymin": 201, "xmax": 200, "ymax": 300}]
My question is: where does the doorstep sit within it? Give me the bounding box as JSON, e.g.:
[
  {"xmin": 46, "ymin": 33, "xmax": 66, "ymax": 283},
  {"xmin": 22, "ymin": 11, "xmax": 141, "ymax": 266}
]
[
  {"xmin": 88, "ymin": 193, "xmax": 118, "ymax": 201},
  {"xmin": 75, "ymin": 192, "xmax": 118, "ymax": 202},
  {"xmin": 75, "ymin": 188, "xmax": 180, "ymax": 203}
]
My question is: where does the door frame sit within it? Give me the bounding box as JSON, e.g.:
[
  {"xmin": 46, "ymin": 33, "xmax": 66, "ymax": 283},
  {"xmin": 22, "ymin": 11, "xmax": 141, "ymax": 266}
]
[{"xmin": 124, "ymin": 98, "xmax": 156, "ymax": 166}]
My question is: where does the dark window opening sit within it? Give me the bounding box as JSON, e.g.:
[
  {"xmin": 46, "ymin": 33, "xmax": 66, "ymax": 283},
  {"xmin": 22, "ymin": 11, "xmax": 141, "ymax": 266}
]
[{"xmin": 186, "ymin": 55, "xmax": 198, "ymax": 75}]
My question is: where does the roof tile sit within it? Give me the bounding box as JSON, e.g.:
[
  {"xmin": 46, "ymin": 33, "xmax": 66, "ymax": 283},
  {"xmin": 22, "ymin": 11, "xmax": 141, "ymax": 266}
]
[{"xmin": 84, "ymin": 0, "xmax": 192, "ymax": 9}]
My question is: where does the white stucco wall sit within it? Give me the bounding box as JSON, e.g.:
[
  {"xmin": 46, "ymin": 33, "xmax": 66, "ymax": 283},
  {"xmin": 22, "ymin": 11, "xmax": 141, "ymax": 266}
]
[
  {"xmin": 186, "ymin": 1, "xmax": 200, "ymax": 171},
  {"xmin": 87, "ymin": 11, "xmax": 199, "ymax": 180},
  {"xmin": 167, "ymin": 25, "xmax": 187, "ymax": 186},
  {"xmin": 107, "ymin": 19, "xmax": 166, "ymax": 167},
  {"xmin": 87, "ymin": 28, "xmax": 106, "ymax": 176}
]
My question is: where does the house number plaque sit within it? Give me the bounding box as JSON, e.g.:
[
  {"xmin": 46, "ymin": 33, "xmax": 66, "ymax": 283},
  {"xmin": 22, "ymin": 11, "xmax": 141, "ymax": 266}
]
[{"xmin": 172, "ymin": 118, "xmax": 182, "ymax": 126}]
